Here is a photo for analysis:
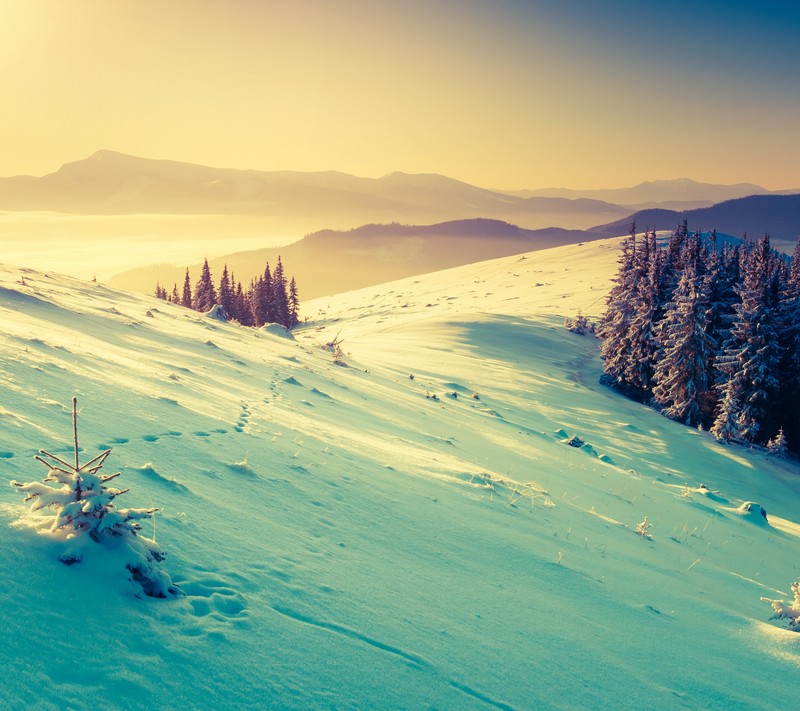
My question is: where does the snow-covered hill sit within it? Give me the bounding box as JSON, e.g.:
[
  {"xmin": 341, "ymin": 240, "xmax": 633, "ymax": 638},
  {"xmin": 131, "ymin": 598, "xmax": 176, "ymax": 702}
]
[{"xmin": 1, "ymin": 238, "xmax": 799, "ymax": 710}]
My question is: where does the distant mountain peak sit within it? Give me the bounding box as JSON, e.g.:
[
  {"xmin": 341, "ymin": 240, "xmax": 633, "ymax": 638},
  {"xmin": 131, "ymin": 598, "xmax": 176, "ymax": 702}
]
[{"xmin": 86, "ymin": 149, "xmax": 137, "ymax": 163}]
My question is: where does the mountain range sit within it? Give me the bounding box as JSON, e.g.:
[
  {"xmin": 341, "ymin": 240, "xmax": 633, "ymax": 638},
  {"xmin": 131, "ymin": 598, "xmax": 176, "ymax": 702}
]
[
  {"xmin": 0, "ymin": 150, "xmax": 628, "ymax": 231},
  {"xmin": 6, "ymin": 151, "xmax": 797, "ymax": 234},
  {"xmin": 510, "ymin": 177, "xmax": 799, "ymax": 209}
]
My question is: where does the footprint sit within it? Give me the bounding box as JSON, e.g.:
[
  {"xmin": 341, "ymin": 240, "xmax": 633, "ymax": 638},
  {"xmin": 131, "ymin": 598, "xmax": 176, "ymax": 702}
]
[
  {"xmin": 110, "ymin": 437, "xmax": 130, "ymax": 444},
  {"xmin": 194, "ymin": 431, "xmax": 211, "ymax": 437},
  {"xmin": 142, "ymin": 435, "xmax": 160, "ymax": 442},
  {"xmin": 0, "ymin": 451, "xmax": 14, "ymax": 459},
  {"xmin": 180, "ymin": 578, "xmax": 248, "ymax": 620}
]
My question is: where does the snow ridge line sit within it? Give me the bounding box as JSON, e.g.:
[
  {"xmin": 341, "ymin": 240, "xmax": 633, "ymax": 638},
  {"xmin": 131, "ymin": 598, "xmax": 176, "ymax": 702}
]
[
  {"xmin": 270, "ymin": 603, "xmax": 519, "ymax": 709},
  {"xmin": 270, "ymin": 603, "xmax": 431, "ymax": 668},
  {"xmin": 448, "ymin": 679, "xmax": 517, "ymax": 711}
]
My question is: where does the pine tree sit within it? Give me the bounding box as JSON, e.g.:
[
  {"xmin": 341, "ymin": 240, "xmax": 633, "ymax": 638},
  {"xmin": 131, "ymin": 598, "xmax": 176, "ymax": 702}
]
[
  {"xmin": 262, "ymin": 263, "xmax": 273, "ymax": 322},
  {"xmin": 218, "ymin": 264, "xmax": 234, "ymax": 319},
  {"xmin": 766, "ymin": 427, "xmax": 788, "ymax": 457},
  {"xmin": 288, "ymin": 277, "xmax": 300, "ymax": 328},
  {"xmin": 193, "ymin": 259, "xmax": 217, "ymax": 312},
  {"xmin": 272, "ymin": 257, "xmax": 290, "ymax": 327},
  {"xmin": 622, "ymin": 230, "xmax": 664, "ymax": 400},
  {"xmin": 235, "ymin": 280, "xmax": 252, "ymax": 326},
  {"xmin": 171, "ymin": 283, "xmax": 179, "ymax": 303},
  {"xmin": 10, "ymin": 398, "xmax": 177, "ymax": 597},
  {"xmin": 181, "ymin": 269, "xmax": 192, "ymax": 308},
  {"xmin": 599, "ymin": 228, "xmax": 639, "ymax": 391},
  {"xmin": 665, "ymin": 219, "xmax": 688, "ymax": 282},
  {"xmin": 250, "ymin": 278, "xmax": 265, "ymax": 327},
  {"xmin": 652, "ymin": 235, "xmax": 717, "ymax": 427},
  {"xmin": 777, "ymin": 237, "xmax": 800, "ymax": 450},
  {"xmin": 712, "ymin": 235, "xmax": 783, "ymax": 444},
  {"xmin": 250, "ymin": 264, "xmax": 274, "ymax": 327},
  {"xmin": 705, "ymin": 238, "xmax": 739, "ymax": 361}
]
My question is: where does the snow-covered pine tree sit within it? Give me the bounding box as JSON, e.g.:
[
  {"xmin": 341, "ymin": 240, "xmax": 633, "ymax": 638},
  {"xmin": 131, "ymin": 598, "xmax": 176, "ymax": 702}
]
[
  {"xmin": 762, "ymin": 579, "xmax": 800, "ymax": 631},
  {"xmin": 10, "ymin": 398, "xmax": 178, "ymax": 598},
  {"xmin": 652, "ymin": 234, "xmax": 717, "ymax": 427},
  {"xmin": 272, "ymin": 256, "xmax": 290, "ymax": 328},
  {"xmin": 288, "ymin": 277, "xmax": 300, "ymax": 328},
  {"xmin": 663, "ymin": 219, "xmax": 688, "ymax": 288},
  {"xmin": 712, "ymin": 235, "xmax": 783, "ymax": 444},
  {"xmin": 261, "ymin": 263, "xmax": 274, "ymax": 323},
  {"xmin": 704, "ymin": 237, "xmax": 739, "ymax": 369},
  {"xmin": 622, "ymin": 230, "xmax": 665, "ymax": 400},
  {"xmin": 235, "ymin": 280, "xmax": 253, "ymax": 327},
  {"xmin": 193, "ymin": 259, "xmax": 217, "ymax": 312},
  {"xmin": 218, "ymin": 264, "xmax": 234, "ymax": 320},
  {"xmin": 777, "ymin": 237, "xmax": 800, "ymax": 450},
  {"xmin": 599, "ymin": 227, "xmax": 639, "ymax": 391},
  {"xmin": 250, "ymin": 278, "xmax": 265, "ymax": 327},
  {"xmin": 766, "ymin": 427, "xmax": 788, "ymax": 457},
  {"xmin": 181, "ymin": 268, "xmax": 192, "ymax": 308}
]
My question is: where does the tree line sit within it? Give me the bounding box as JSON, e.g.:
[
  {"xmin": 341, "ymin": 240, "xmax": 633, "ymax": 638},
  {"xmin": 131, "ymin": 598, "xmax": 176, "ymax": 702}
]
[
  {"xmin": 599, "ymin": 221, "xmax": 800, "ymax": 454},
  {"xmin": 155, "ymin": 257, "xmax": 300, "ymax": 329}
]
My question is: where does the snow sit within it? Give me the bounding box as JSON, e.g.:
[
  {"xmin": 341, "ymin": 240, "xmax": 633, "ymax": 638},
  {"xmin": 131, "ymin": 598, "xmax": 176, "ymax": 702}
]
[{"xmin": 1, "ymin": 236, "xmax": 799, "ymax": 709}]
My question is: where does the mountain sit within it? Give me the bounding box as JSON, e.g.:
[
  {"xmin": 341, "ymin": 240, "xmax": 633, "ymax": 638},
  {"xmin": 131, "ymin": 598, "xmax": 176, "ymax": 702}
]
[
  {"xmin": 591, "ymin": 193, "xmax": 800, "ymax": 250},
  {"xmin": 1, "ymin": 241, "xmax": 799, "ymax": 709},
  {"xmin": 0, "ymin": 150, "xmax": 630, "ymax": 231},
  {"xmin": 514, "ymin": 177, "xmax": 774, "ymax": 209},
  {"xmin": 108, "ymin": 218, "xmax": 608, "ymax": 299}
]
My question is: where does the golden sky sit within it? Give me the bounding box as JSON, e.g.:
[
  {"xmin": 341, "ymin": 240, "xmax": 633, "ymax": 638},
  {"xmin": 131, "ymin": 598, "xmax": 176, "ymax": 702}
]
[{"xmin": 2, "ymin": 0, "xmax": 799, "ymax": 189}]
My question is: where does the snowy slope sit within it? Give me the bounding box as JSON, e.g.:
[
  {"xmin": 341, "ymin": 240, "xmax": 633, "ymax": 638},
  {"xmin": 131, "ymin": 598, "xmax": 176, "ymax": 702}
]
[{"xmin": 1, "ymin": 238, "xmax": 799, "ymax": 710}]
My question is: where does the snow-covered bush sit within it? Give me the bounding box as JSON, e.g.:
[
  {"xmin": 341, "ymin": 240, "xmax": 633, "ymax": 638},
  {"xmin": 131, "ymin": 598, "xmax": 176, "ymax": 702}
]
[
  {"xmin": 635, "ymin": 516, "xmax": 653, "ymax": 540},
  {"xmin": 762, "ymin": 579, "xmax": 800, "ymax": 631},
  {"xmin": 322, "ymin": 333, "xmax": 346, "ymax": 365},
  {"xmin": 10, "ymin": 398, "xmax": 178, "ymax": 598},
  {"xmin": 205, "ymin": 304, "xmax": 229, "ymax": 321},
  {"xmin": 565, "ymin": 313, "xmax": 595, "ymax": 336},
  {"xmin": 766, "ymin": 428, "xmax": 788, "ymax": 458},
  {"xmin": 736, "ymin": 501, "xmax": 768, "ymax": 523}
]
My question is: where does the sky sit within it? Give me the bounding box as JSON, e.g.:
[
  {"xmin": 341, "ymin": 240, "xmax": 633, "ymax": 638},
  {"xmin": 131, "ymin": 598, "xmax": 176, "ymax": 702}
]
[{"xmin": 2, "ymin": 0, "xmax": 799, "ymax": 189}]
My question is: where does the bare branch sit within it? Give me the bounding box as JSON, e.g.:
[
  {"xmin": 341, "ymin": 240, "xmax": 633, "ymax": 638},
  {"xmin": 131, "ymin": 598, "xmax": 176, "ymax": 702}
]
[
  {"xmin": 38, "ymin": 449, "xmax": 77, "ymax": 472},
  {"xmin": 78, "ymin": 449, "xmax": 111, "ymax": 473}
]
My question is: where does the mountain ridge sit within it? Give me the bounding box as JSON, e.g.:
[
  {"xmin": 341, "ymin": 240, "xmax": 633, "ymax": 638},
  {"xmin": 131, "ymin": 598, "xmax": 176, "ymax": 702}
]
[
  {"xmin": 592, "ymin": 193, "xmax": 800, "ymax": 248},
  {"xmin": 512, "ymin": 176, "xmax": 797, "ymax": 207},
  {"xmin": 0, "ymin": 150, "xmax": 628, "ymax": 231}
]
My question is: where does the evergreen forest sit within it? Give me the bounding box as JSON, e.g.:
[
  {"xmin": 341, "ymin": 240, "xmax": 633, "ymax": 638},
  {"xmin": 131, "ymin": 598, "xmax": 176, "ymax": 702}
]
[
  {"xmin": 599, "ymin": 222, "xmax": 800, "ymax": 454},
  {"xmin": 155, "ymin": 257, "xmax": 300, "ymax": 329}
]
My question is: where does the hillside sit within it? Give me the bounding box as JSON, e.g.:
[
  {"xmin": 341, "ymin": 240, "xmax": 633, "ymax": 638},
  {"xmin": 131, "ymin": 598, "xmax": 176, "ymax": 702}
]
[
  {"xmin": 108, "ymin": 218, "xmax": 607, "ymax": 299},
  {"xmin": 1, "ymin": 240, "xmax": 799, "ymax": 709}
]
